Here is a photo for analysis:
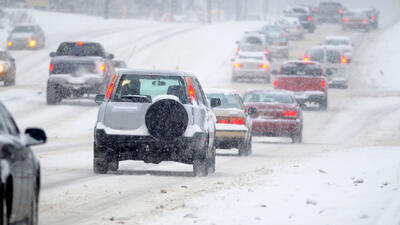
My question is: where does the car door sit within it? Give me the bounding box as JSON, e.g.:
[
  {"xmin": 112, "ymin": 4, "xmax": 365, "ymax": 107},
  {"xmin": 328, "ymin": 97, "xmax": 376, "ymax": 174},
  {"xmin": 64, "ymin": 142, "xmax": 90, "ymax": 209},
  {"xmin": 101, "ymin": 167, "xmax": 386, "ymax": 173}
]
[{"xmin": 0, "ymin": 105, "xmax": 33, "ymax": 221}]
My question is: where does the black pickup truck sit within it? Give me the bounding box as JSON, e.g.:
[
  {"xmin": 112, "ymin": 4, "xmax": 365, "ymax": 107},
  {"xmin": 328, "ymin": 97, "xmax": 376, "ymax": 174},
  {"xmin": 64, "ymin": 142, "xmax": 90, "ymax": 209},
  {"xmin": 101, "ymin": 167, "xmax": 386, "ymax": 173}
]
[{"xmin": 46, "ymin": 41, "xmax": 115, "ymax": 104}]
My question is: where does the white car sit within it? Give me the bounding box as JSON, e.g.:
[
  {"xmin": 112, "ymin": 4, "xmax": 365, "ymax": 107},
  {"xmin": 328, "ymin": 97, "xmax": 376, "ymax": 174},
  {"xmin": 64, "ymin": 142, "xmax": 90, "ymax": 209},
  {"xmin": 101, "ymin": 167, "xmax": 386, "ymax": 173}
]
[
  {"xmin": 275, "ymin": 17, "xmax": 304, "ymax": 40},
  {"xmin": 232, "ymin": 52, "xmax": 271, "ymax": 83},
  {"xmin": 323, "ymin": 36, "xmax": 353, "ymax": 62}
]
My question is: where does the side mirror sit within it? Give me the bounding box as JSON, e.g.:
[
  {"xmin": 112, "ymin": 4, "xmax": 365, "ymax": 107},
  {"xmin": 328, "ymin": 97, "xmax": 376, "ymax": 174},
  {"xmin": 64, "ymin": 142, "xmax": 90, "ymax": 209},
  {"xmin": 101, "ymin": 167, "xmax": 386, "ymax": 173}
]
[
  {"xmin": 271, "ymin": 70, "xmax": 278, "ymax": 75},
  {"xmin": 107, "ymin": 54, "xmax": 114, "ymax": 59},
  {"xmin": 210, "ymin": 98, "xmax": 221, "ymax": 108},
  {"xmin": 95, "ymin": 94, "xmax": 105, "ymax": 105},
  {"xmin": 25, "ymin": 128, "xmax": 47, "ymax": 146},
  {"xmin": 247, "ymin": 107, "xmax": 257, "ymax": 115},
  {"xmin": 49, "ymin": 52, "xmax": 56, "ymax": 57}
]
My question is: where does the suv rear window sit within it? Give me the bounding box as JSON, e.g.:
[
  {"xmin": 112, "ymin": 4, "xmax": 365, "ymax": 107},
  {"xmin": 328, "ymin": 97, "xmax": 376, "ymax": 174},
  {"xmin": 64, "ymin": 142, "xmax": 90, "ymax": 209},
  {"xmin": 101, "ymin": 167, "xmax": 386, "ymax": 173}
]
[
  {"xmin": 56, "ymin": 43, "xmax": 105, "ymax": 57},
  {"xmin": 113, "ymin": 75, "xmax": 187, "ymax": 103},
  {"xmin": 281, "ymin": 63, "xmax": 322, "ymax": 76},
  {"xmin": 13, "ymin": 26, "xmax": 35, "ymax": 33}
]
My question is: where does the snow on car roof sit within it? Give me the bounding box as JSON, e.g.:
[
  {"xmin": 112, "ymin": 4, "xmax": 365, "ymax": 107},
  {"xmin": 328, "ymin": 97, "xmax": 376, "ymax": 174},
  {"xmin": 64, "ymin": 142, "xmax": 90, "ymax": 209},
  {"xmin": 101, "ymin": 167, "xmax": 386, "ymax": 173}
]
[
  {"xmin": 237, "ymin": 52, "xmax": 266, "ymax": 57},
  {"xmin": 325, "ymin": 36, "xmax": 351, "ymax": 41}
]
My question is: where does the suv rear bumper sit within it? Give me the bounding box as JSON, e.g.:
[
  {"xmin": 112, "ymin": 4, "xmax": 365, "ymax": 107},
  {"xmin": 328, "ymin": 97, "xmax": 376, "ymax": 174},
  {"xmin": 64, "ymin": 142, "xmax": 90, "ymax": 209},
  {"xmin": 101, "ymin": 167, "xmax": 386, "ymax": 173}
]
[{"xmin": 95, "ymin": 129, "xmax": 207, "ymax": 164}]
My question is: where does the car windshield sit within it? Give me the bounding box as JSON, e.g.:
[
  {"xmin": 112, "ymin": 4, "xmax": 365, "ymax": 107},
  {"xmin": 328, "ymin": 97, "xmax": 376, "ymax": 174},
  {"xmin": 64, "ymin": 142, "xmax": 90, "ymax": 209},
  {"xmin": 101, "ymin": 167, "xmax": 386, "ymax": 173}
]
[
  {"xmin": 206, "ymin": 93, "xmax": 242, "ymax": 109},
  {"xmin": 56, "ymin": 43, "xmax": 105, "ymax": 57},
  {"xmin": 281, "ymin": 63, "xmax": 322, "ymax": 76},
  {"xmin": 13, "ymin": 25, "xmax": 35, "ymax": 32},
  {"xmin": 243, "ymin": 36, "xmax": 263, "ymax": 45},
  {"xmin": 345, "ymin": 12, "xmax": 365, "ymax": 18},
  {"xmin": 325, "ymin": 39, "xmax": 350, "ymax": 45},
  {"xmin": 243, "ymin": 92, "xmax": 294, "ymax": 104},
  {"xmin": 113, "ymin": 75, "xmax": 187, "ymax": 103}
]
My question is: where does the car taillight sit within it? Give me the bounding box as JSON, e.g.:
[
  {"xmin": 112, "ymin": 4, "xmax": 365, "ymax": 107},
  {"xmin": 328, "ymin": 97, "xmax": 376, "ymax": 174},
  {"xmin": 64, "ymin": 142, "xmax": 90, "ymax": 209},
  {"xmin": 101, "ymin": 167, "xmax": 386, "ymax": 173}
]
[
  {"xmin": 283, "ymin": 33, "xmax": 287, "ymax": 37},
  {"xmin": 362, "ymin": 19, "xmax": 368, "ymax": 23},
  {"xmin": 49, "ymin": 64, "xmax": 54, "ymax": 72},
  {"xmin": 234, "ymin": 63, "xmax": 241, "ymax": 68},
  {"xmin": 77, "ymin": 41, "xmax": 84, "ymax": 46},
  {"xmin": 185, "ymin": 77, "xmax": 197, "ymax": 104},
  {"xmin": 7, "ymin": 42, "xmax": 12, "ymax": 46},
  {"xmin": 321, "ymin": 80, "xmax": 326, "ymax": 88},
  {"xmin": 297, "ymin": 26, "xmax": 301, "ymax": 30},
  {"xmin": 308, "ymin": 16, "xmax": 312, "ymax": 21},
  {"xmin": 105, "ymin": 74, "xmax": 117, "ymax": 99},
  {"xmin": 259, "ymin": 64, "xmax": 268, "ymax": 69},
  {"xmin": 283, "ymin": 110, "xmax": 297, "ymax": 117},
  {"xmin": 236, "ymin": 48, "xmax": 241, "ymax": 53},
  {"xmin": 100, "ymin": 64, "xmax": 106, "ymax": 72},
  {"xmin": 273, "ymin": 80, "xmax": 279, "ymax": 87},
  {"xmin": 338, "ymin": 8, "xmax": 343, "ymax": 14},
  {"xmin": 217, "ymin": 116, "xmax": 245, "ymax": 125},
  {"xmin": 29, "ymin": 40, "xmax": 37, "ymax": 47},
  {"xmin": 0, "ymin": 65, "xmax": 4, "ymax": 73},
  {"xmin": 304, "ymin": 56, "xmax": 310, "ymax": 62},
  {"xmin": 344, "ymin": 18, "xmax": 349, "ymax": 23},
  {"xmin": 341, "ymin": 55, "xmax": 348, "ymax": 64},
  {"xmin": 371, "ymin": 16, "xmax": 376, "ymax": 20},
  {"xmin": 264, "ymin": 49, "xmax": 269, "ymax": 54}
]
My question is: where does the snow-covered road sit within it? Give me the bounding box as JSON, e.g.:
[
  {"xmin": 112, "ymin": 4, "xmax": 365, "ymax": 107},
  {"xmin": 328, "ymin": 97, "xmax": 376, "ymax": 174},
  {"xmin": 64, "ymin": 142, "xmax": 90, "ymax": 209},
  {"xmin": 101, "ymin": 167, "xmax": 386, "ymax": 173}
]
[{"xmin": 0, "ymin": 4, "xmax": 400, "ymax": 225}]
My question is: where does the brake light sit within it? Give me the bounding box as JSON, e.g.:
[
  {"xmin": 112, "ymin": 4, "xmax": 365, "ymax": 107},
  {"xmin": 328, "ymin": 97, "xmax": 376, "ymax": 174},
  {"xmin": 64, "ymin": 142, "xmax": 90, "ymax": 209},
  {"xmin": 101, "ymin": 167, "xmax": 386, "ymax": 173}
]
[
  {"xmin": 308, "ymin": 16, "xmax": 312, "ymax": 21},
  {"xmin": 283, "ymin": 110, "xmax": 297, "ymax": 117},
  {"xmin": 234, "ymin": 63, "xmax": 241, "ymax": 68},
  {"xmin": 304, "ymin": 55, "xmax": 310, "ymax": 62},
  {"xmin": 371, "ymin": 16, "xmax": 376, "ymax": 20},
  {"xmin": 297, "ymin": 26, "xmax": 301, "ymax": 30},
  {"xmin": 321, "ymin": 80, "xmax": 326, "ymax": 88},
  {"xmin": 273, "ymin": 80, "xmax": 279, "ymax": 87},
  {"xmin": 344, "ymin": 18, "xmax": 349, "ymax": 23},
  {"xmin": 7, "ymin": 42, "xmax": 12, "ymax": 46},
  {"xmin": 283, "ymin": 33, "xmax": 287, "ymax": 37},
  {"xmin": 77, "ymin": 41, "xmax": 84, "ymax": 46},
  {"xmin": 100, "ymin": 64, "xmax": 106, "ymax": 72},
  {"xmin": 341, "ymin": 55, "xmax": 348, "ymax": 64},
  {"xmin": 362, "ymin": 19, "xmax": 368, "ymax": 23},
  {"xmin": 259, "ymin": 64, "xmax": 268, "ymax": 69},
  {"xmin": 49, "ymin": 63, "xmax": 54, "ymax": 72},
  {"xmin": 338, "ymin": 8, "xmax": 343, "ymax": 14},
  {"xmin": 29, "ymin": 40, "xmax": 37, "ymax": 47},
  {"xmin": 264, "ymin": 48, "xmax": 269, "ymax": 54},
  {"xmin": 217, "ymin": 116, "xmax": 245, "ymax": 125},
  {"xmin": 236, "ymin": 48, "xmax": 241, "ymax": 53},
  {"xmin": 0, "ymin": 65, "xmax": 4, "ymax": 73},
  {"xmin": 105, "ymin": 74, "xmax": 117, "ymax": 99},
  {"xmin": 185, "ymin": 77, "xmax": 197, "ymax": 104}
]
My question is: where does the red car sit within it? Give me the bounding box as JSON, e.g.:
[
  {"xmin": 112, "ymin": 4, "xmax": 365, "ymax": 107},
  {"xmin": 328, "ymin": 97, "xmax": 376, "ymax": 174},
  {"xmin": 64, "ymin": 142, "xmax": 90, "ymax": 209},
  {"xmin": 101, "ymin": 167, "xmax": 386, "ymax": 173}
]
[
  {"xmin": 273, "ymin": 61, "xmax": 328, "ymax": 110},
  {"xmin": 243, "ymin": 90, "xmax": 303, "ymax": 143}
]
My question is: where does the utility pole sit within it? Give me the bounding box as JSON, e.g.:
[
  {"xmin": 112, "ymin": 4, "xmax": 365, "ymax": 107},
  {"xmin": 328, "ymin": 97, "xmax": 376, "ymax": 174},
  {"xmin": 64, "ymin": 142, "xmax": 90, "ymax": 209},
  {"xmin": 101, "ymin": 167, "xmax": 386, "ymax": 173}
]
[{"xmin": 104, "ymin": 0, "xmax": 110, "ymax": 19}]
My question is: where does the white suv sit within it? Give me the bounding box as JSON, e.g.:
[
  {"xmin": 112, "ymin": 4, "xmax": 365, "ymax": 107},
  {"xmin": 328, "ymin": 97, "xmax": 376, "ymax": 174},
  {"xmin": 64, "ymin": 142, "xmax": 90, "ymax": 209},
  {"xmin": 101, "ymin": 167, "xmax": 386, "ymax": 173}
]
[{"xmin": 93, "ymin": 70, "xmax": 221, "ymax": 176}]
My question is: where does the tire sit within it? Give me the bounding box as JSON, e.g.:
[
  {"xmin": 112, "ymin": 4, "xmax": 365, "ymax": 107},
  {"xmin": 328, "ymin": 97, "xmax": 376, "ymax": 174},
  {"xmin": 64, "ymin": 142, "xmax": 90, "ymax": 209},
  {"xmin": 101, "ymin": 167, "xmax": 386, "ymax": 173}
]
[
  {"xmin": 1, "ymin": 194, "xmax": 8, "ymax": 225},
  {"xmin": 291, "ymin": 132, "xmax": 302, "ymax": 144},
  {"xmin": 27, "ymin": 191, "xmax": 38, "ymax": 225},
  {"xmin": 193, "ymin": 159, "xmax": 207, "ymax": 177},
  {"xmin": 247, "ymin": 136, "xmax": 252, "ymax": 155},
  {"xmin": 4, "ymin": 76, "xmax": 15, "ymax": 87},
  {"xmin": 93, "ymin": 143, "xmax": 108, "ymax": 174},
  {"xmin": 108, "ymin": 159, "xmax": 119, "ymax": 172},
  {"xmin": 319, "ymin": 98, "xmax": 328, "ymax": 111},
  {"xmin": 207, "ymin": 145, "xmax": 216, "ymax": 174},
  {"xmin": 238, "ymin": 141, "xmax": 249, "ymax": 156},
  {"xmin": 46, "ymin": 83, "xmax": 62, "ymax": 105},
  {"xmin": 264, "ymin": 75, "xmax": 271, "ymax": 84},
  {"xmin": 232, "ymin": 76, "xmax": 237, "ymax": 82}
]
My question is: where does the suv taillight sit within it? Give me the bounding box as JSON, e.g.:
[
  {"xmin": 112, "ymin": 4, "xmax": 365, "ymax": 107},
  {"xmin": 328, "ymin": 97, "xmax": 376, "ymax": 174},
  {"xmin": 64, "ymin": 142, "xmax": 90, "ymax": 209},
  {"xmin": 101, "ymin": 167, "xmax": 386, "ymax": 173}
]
[
  {"xmin": 105, "ymin": 74, "xmax": 117, "ymax": 99},
  {"xmin": 185, "ymin": 77, "xmax": 197, "ymax": 104},
  {"xmin": 49, "ymin": 64, "xmax": 54, "ymax": 72},
  {"xmin": 321, "ymin": 80, "xmax": 326, "ymax": 88}
]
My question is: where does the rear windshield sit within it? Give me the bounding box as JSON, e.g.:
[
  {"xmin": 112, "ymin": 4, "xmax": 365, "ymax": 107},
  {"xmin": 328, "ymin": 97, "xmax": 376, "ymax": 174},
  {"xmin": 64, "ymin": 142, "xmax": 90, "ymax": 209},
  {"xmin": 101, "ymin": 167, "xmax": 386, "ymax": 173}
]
[
  {"xmin": 320, "ymin": 2, "xmax": 341, "ymax": 8},
  {"xmin": 281, "ymin": 63, "xmax": 322, "ymax": 76},
  {"xmin": 13, "ymin": 26, "xmax": 35, "ymax": 33},
  {"xmin": 238, "ymin": 55, "xmax": 263, "ymax": 60},
  {"xmin": 113, "ymin": 75, "xmax": 187, "ymax": 103},
  {"xmin": 206, "ymin": 93, "xmax": 242, "ymax": 109},
  {"xmin": 242, "ymin": 36, "xmax": 263, "ymax": 45},
  {"xmin": 243, "ymin": 92, "xmax": 294, "ymax": 104},
  {"xmin": 325, "ymin": 39, "xmax": 350, "ymax": 46},
  {"xmin": 56, "ymin": 43, "xmax": 105, "ymax": 57},
  {"xmin": 290, "ymin": 8, "xmax": 307, "ymax": 14},
  {"xmin": 344, "ymin": 12, "xmax": 365, "ymax": 18}
]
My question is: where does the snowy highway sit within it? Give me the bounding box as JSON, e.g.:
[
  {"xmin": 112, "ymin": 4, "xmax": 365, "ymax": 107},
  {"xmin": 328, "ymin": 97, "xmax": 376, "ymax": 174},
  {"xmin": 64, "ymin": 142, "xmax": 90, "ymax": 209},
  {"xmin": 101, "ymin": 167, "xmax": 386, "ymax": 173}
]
[{"xmin": 1, "ymin": 3, "xmax": 400, "ymax": 225}]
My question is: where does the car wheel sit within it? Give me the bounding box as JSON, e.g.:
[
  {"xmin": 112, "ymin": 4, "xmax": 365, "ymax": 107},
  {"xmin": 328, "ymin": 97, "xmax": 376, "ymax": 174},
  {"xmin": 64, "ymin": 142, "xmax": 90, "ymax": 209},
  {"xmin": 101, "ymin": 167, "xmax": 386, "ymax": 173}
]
[
  {"xmin": 193, "ymin": 159, "xmax": 208, "ymax": 177},
  {"xmin": 46, "ymin": 83, "xmax": 62, "ymax": 105},
  {"xmin": 232, "ymin": 76, "xmax": 237, "ymax": 82},
  {"xmin": 246, "ymin": 136, "xmax": 252, "ymax": 155},
  {"xmin": 207, "ymin": 145, "xmax": 216, "ymax": 174},
  {"xmin": 108, "ymin": 157, "xmax": 119, "ymax": 172},
  {"xmin": 319, "ymin": 98, "xmax": 328, "ymax": 111},
  {"xmin": 27, "ymin": 190, "xmax": 38, "ymax": 225},
  {"xmin": 1, "ymin": 194, "xmax": 8, "ymax": 225},
  {"xmin": 93, "ymin": 143, "xmax": 108, "ymax": 174},
  {"xmin": 291, "ymin": 132, "xmax": 302, "ymax": 144},
  {"xmin": 4, "ymin": 76, "xmax": 15, "ymax": 86},
  {"xmin": 238, "ymin": 141, "xmax": 249, "ymax": 156},
  {"xmin": 264, "ymin": 75, "xmax": 271, "ymax": 84}
]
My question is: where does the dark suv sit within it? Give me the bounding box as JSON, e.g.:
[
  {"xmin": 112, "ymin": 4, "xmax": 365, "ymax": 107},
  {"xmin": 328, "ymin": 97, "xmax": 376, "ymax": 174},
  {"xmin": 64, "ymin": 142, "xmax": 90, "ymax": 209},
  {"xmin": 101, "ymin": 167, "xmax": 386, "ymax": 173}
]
[
  {"xmin": 93, "ymin": 70, "xmax": 221, "ymax": 176},
  {"xmin": 317, "ymin": 1, "xmax": 344, "ymax": 23},
  {"xmin": 47, "ymin": 41, "xmax": 115, "ymax": 104},
  {"xmin": 283, "ymin": 6, "xmax": 316, "ymax": 32}
]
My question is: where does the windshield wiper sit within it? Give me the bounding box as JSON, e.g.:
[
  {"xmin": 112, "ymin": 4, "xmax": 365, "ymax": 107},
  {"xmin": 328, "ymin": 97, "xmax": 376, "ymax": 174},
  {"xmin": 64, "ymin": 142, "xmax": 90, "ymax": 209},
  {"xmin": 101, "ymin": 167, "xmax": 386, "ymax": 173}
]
[{"xmin": 119, "ymin": 95, "xmax": 151, "ymax": 103}]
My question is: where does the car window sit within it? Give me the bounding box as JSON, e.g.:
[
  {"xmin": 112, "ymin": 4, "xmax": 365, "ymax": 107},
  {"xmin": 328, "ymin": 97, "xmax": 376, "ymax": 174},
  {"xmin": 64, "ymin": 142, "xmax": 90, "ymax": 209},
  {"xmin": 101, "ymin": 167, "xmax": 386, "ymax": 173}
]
[
  {"xmin": 56, "ymin": 43, "xmax": 106, "ymax": 57},
  {"xmin": 243, "ymin": 92, "xmax": 294, "ymax": 104},
  {"xmin": 113, "ymin": 75, "xmax": 187, "ymax": 103},
  {"xmin": 238, "ymin": 55, "xmax": 264, "ymax": 60},
  {"xmin": 281, "ymin": 63, "xmax": 323, "ymax": 76},
  {"xmin": 13, "ymin": 25, "xmax": 35, "ymax": 33},
  {"xmin": 0, "ymin": 105, "xmax": 20, "ymax": 136},
  {"xmin": 244, "ymin": 37, "xmax": 262, "ymax": 45},
  {"xmin": 206, "ymin": 93, "xmax": 242, "ymax": 109},
  {"xmin": 325, "ymin": 39, "xmax": 350, "ymax": 46}
]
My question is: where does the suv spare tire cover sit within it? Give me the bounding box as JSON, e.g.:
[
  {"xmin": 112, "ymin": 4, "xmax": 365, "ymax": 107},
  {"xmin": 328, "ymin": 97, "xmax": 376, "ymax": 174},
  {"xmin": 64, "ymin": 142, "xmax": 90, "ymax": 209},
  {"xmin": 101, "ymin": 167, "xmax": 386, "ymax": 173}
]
[{"xmin": 145, "ymin": 99, "xmax": 188, "ymax": 140}]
